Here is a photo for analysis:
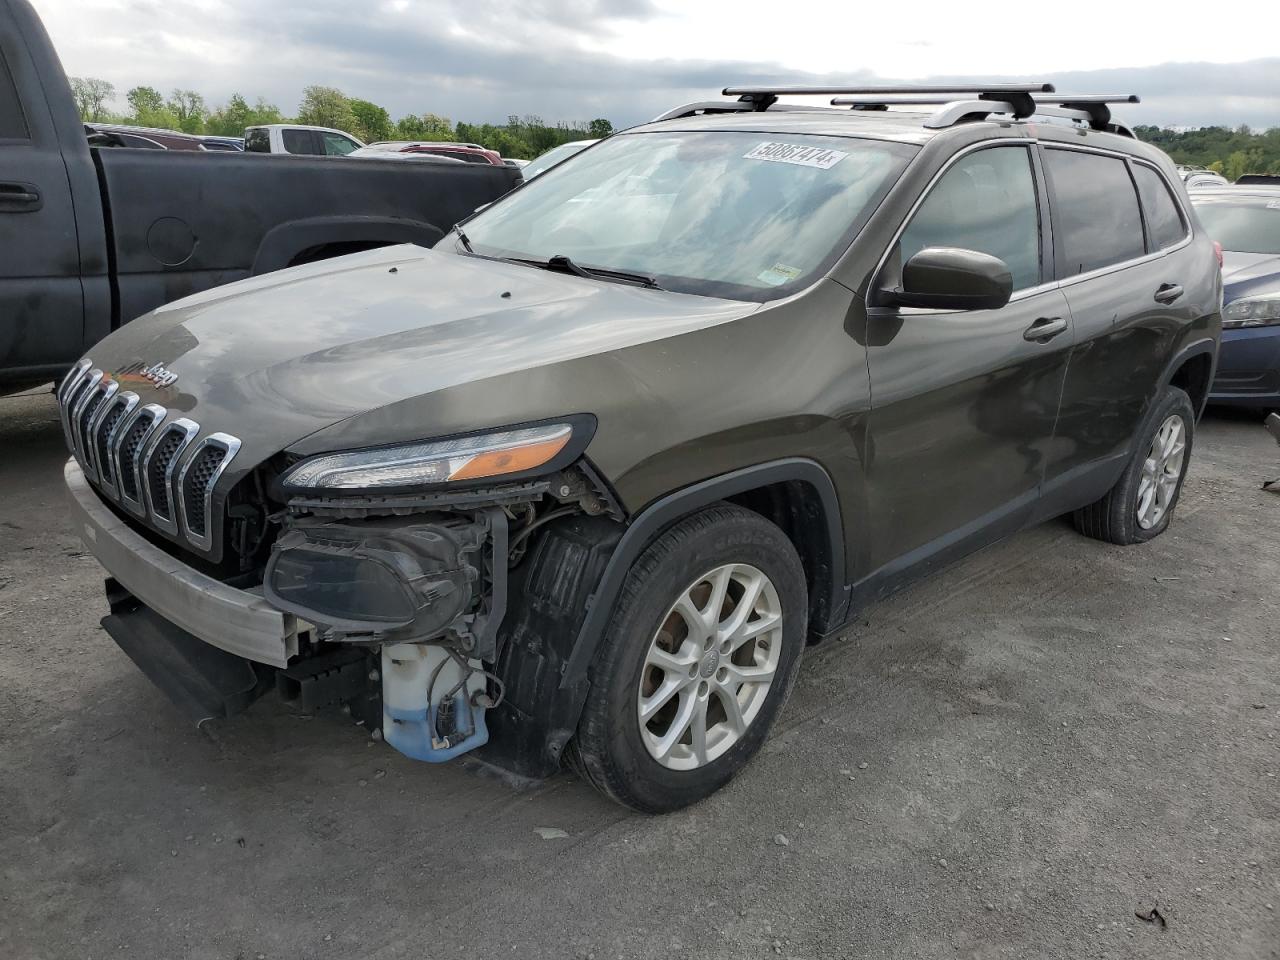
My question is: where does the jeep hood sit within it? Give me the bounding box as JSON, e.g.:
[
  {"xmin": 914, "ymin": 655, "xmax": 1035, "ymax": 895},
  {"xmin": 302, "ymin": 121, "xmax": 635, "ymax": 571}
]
[
  {"xmin": 86, "ymin": 245, "xmax": 753, "ymax": 469},
  {"xmin": 1221, "ymin": 251, "xmax": 1280, "ymax": 301}
]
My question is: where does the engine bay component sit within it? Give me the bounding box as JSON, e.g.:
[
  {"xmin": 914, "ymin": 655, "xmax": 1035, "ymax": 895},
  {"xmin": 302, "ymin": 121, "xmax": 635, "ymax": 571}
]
[
  {"xmin": 382, "ymin": 642, "xmax": 490, "ymax": 761},
  {"xmin": 263, "ymin": 509, "xmax": 507, "ymax": 656}
]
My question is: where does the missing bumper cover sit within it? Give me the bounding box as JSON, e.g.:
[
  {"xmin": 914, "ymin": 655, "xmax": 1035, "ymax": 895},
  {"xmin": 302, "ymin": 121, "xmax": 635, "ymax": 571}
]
[{"xmin": 262, "ymin": 508, "xmax": 508, "ymax": 658}]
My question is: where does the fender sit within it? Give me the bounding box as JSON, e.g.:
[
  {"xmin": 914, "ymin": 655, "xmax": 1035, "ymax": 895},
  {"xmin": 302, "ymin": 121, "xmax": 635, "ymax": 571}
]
[
  {"xmin": 250, "ymin": 215, "xmax": 446, "ymax": 276},
  {"xmin": 560, "ymin": 457, "xmax": 848, "ymax": 689}
]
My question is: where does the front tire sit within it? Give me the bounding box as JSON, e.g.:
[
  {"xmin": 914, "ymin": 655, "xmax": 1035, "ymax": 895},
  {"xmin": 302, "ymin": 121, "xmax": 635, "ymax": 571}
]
[
  {"xmin": 570, "ymin": 504, "xmax": 807, "ymax": 813},
  {"xmin": 1073, "ymin": 385, "xmax": 1195, "ymax": 545}
]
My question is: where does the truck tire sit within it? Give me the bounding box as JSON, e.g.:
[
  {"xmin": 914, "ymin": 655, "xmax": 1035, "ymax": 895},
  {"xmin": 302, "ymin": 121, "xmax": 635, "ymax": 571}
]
[
  {"xmin": 1073, "ymin": 385, "xmax": 1196, "ymax": 545},
  {"xmin": 570, "ymin": 503, "xmax": 807, "ymax": 813}
]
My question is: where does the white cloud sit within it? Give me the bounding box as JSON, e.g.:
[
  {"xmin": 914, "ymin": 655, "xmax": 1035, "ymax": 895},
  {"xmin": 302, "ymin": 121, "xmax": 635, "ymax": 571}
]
[{"xmin": 32, "ymin": 0, "xmax": 1280, "ymax": 128}]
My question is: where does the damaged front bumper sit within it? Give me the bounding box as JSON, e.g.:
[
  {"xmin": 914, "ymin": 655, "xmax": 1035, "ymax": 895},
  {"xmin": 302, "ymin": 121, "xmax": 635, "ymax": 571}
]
[
  {"xmin": 66, "ymin": 458, "xmax": 503, "ymax": 762},
  {"xmin": 66, "ymin": 460, "xmax": 303, "ymax": 668}
]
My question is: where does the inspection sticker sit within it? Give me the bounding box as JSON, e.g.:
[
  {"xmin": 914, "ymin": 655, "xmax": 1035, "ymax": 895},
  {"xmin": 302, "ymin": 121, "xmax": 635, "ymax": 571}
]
[
  {"xmin": 744, "ymin": 142, "xmax": 847, "ymax": 169},
  {"xmin": 757, "ymin": 263, "xmax": 803, "ymax": 286}
]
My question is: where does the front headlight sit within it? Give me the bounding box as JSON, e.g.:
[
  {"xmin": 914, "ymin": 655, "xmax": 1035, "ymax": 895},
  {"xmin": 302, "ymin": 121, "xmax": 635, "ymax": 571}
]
[
  {"xmin": 281, "ymin": 422, "xmax": 577, "ymax": 493},
  {"xmin": 1223, "ymin": 295, "xmax": 1280, "ymax": 328}
]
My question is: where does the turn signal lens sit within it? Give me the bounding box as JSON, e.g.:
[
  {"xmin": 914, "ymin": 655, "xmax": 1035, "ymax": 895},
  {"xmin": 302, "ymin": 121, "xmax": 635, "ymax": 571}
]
[{"xmin": 448, "ymin": 434, "xmax": 570, "ymax": 480}]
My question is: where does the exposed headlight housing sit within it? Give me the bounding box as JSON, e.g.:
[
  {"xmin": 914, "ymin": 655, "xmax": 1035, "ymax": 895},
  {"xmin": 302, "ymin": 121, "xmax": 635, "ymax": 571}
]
[
  {"xmin": 280, "ymin": 420, "xmax": 586, "ymax": 494},
  {"xmin": 1223, "ymin": 295, "xmax": 1280, "ymax": 328}
]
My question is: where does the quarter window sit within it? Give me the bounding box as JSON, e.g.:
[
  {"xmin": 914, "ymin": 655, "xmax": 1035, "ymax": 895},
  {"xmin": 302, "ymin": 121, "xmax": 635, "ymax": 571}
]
[
  {"xmin": 1132, "ymin": 164, "xmax": 1187, "ymax": 250},
  {"xmin": 1045, "ymin": 149, "xmax": 1145, "ymax": 275},
  {"xmin": 898, "ymin": 146, "xmax": 1041, "ymax": 291}
]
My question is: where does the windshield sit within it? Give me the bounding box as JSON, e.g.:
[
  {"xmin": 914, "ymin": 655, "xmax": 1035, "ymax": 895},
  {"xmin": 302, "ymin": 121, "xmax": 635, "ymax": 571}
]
[
  {"xmin": 1193, "ymin": 198, "xmax": 1280, "ymax": 255},
  {"xmin": 523, "ymin": 141, "xmax": 594, "ymax": 179},
  {"xmin": 461, "ymin": 131, "xmax": 913, "ymax": 300}
]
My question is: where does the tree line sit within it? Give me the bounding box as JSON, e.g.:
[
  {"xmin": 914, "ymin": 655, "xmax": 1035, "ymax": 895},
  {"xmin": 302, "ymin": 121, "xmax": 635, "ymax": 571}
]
[
  {"xmin": 68, "ymin": 77, "xmax": 613, "ymax": 159},
  {"xmin": 1132, "ymin": 125, "xmax": 1280, "ymax": 180}
]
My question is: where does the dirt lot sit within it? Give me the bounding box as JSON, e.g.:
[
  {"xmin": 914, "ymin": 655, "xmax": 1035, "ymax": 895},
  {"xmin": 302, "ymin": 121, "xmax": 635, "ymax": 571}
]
[{"xmin": 1, "ymin": 386, "xmax": 1277, "ymax": 960}]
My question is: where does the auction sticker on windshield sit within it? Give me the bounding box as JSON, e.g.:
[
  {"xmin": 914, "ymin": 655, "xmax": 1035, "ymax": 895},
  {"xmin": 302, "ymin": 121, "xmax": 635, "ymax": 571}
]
[{"xmin": 744, "ymin": 142, "xmax": 847, "ymax": 169}]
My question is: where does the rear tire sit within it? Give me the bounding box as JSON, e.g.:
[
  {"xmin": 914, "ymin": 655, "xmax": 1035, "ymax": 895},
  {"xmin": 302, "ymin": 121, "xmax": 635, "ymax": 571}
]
[
  {"xmin": 570, "ymin": 504, "xmax": 807, "ymax": 813},
  {"xmin": 1073, "ymin": 385, "xmax": 1195, "ymax": 545}
]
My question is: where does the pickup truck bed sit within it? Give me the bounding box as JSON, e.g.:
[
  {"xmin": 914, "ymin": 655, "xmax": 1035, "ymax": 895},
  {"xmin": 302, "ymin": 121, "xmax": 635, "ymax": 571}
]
[{"xmin": 0, "ymin": 0, "xmax": 519, "ymax": 393}]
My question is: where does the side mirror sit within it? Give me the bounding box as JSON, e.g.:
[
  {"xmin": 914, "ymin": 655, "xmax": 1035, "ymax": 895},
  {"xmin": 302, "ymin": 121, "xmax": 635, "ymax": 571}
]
[{"xmin": 882, "ymin": 247, "xmax": 1013, "ymax": 311}]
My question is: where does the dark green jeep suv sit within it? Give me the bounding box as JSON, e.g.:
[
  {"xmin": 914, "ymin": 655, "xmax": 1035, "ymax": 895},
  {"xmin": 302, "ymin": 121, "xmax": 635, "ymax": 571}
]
[{"xmin": 60, "ymin": 85, "xmax": 1221, "ymax": 812}]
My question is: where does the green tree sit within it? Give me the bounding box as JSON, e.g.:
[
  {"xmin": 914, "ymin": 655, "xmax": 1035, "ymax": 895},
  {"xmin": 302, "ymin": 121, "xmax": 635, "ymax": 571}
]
[
  {"xmin": 205, "ymin": 95, "xmax": 285, "ymax": 137},
  {"xmin": 69, "ymin": 76, "xmax": 115, "ymax": 121},
  {"xmin": 396, "ymin": 112, "xmax": 455, "ymax": 141},
  {"xmin": 349, "ymin": 98, "xmax": 392, "ymax": 143},
  {"xmin": 297, "ymin": 85, "xmax": 356, "ymax": 133},
  {"xmin": 587, "ymin": 118, "xmax": 613, "ymax": 139},
  {"xmin": 127, "ymin": 85, "xmax": 164, "ymax": 116},
  {"xmin": 125, "ymin": 85, "xmax": 178, "ymax": 128},
  {"xmin": 166, "ymin": 89, "xmax": 207, "ymax": 133}
]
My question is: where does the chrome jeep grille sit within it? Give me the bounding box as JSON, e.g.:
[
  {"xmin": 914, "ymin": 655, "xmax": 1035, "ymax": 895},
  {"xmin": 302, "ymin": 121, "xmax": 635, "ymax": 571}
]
[{"xmin": 57, "ymin": 359, "xmax": 242, "ymax": 554}]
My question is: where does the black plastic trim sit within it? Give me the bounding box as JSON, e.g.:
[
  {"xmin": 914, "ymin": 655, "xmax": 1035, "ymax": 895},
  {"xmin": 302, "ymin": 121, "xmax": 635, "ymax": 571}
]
[{"xmin": 560, "ymin": 457, "xmax": 847, "ymax": 688}]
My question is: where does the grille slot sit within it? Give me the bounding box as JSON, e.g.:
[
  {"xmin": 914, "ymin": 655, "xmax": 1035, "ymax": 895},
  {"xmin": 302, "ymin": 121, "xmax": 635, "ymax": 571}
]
[
  {"xmin": 58, "ymin": 360, "xmax": 240, "ymax": 554},
  {"xmin": 183, "ymin": 446, "xmax": 225, "ymax": 536},
  {"xmin": 117, "ymin": 409, "xmax": 158, "ymax": 502},
  {"xmin": 77, "ymin": 391, "xmax": 108, "ymax": 471},
  {"xmin": 177, "ymin": 434, "xmax": 242, "ymax": 550},
  {"xmin": 147, "ymin": 428, "xmax": 186, "ymax": 520},
  {"xmin": 94, "ymin": 399, "xmax": 129, "ymax": 486}
]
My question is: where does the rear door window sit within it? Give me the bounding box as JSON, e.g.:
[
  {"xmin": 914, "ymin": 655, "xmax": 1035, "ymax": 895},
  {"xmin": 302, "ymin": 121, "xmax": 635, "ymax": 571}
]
[
  {"xmin": 282, "ymin": 129, "xmax": 316, "ymax": 154},
  {"xmin": 1045, "ymin": 149, "xmax": 1145, "ymax": 276},
  {"xmin": 0, "ymin": 52, "xmax": 29, "ymax": 140},
  {"xmin": 898, "ymin": 145, "xmax": 1042, "ymax": 291}
]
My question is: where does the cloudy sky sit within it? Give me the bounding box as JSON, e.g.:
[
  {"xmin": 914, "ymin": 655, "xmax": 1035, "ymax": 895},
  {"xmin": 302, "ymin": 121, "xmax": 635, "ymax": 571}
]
[{"xmin": 34, "ymin": 0, "xmax": 1280, "ymax": 129}]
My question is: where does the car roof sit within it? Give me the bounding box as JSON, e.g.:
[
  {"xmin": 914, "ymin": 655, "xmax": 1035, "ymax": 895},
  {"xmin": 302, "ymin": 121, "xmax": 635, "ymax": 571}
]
[
  {"xmin": 627, "ymin": 105, "xmax": 1148, "ymax": 152},
  {"xmin": 250, "ymin": 124, "xmax": 360, "ymax": 136}
]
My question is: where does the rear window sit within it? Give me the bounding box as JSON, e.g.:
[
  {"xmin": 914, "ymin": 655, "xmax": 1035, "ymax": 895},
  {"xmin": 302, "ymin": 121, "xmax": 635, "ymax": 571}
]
[
  {"xmin": 244, "ymin": 128, "xmax": 270, "ymax": 153},
  {"xmin": 1133, "ymin": 165, "xmax": 1187, "ymax": 250},
  {"xmin": 1045, "ymin": 149, "xmax": 1145, "ymax": 276},
  {"xmin": 1193, "ymin": 199, "xmax": 1280, "ymax": 255},
  {"xmin": 282, "ymin": 129, "xmax": 314, "ymax": 154},
  {"xmin": 0, "ymin": 51, "xmax": 29, "ymax": 140}
]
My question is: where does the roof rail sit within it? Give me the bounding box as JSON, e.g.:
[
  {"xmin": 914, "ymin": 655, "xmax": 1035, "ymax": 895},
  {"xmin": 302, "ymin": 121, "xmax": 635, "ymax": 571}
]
[
  {"xmin": 722, "ymin": 82, "xmax": 1054, "ymax": 116},
  {"xmin": 830, "ymin": 91, "xmax": 1140, "ymax": 135}
]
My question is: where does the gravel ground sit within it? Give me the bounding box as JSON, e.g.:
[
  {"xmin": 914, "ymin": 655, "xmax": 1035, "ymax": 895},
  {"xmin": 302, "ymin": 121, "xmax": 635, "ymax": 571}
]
[{"xmin": 1, "ymin": 386, "xmax": 1278, "ymax": 960}]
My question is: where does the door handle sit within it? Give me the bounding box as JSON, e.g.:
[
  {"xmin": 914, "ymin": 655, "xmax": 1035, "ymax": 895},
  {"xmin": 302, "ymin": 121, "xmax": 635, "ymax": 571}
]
[
  {"xmin": 1023, "ymin": 316, "xmax": 1068, "ymax": 342},
  {"xmin": 0, "ymin": 182, "xmax": 40, "ymax": 211},
  {"xmin": 1154, "ymin": 283, "xmax": 1184, "ymax": 304}
]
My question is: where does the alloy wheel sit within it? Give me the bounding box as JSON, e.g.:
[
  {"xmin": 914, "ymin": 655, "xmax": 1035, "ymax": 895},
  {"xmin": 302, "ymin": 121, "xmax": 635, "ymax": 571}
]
[
  {"xmin": 637, "ymin": 563, "xmax": 783, "ymax": 771},
  {"xmin": 1136, "ymin": 414, "xmax": 1187, "ymax": 529}
]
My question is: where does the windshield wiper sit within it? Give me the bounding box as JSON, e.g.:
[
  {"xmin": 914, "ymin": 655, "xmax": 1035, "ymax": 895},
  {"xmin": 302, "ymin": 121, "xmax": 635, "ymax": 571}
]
[
  {"xmin": 514, "ymin": 254, "xmax": 664, "ymax": 290},
  {"xmin": 453, "ymin": 225, "xmax": 474, "ymax": 253}
]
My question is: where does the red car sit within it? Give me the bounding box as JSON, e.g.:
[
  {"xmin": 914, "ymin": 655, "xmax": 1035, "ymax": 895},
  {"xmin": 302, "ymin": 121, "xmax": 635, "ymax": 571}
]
[{"xmin": 355, "ymin": 141, "xmax": 504, "ymax": 165}]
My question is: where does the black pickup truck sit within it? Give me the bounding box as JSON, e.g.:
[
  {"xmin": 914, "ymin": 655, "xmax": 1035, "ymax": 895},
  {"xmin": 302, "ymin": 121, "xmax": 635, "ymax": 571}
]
[{"xmin": 0, "ymin": 0, "xmax": 519, "ymax": 394}]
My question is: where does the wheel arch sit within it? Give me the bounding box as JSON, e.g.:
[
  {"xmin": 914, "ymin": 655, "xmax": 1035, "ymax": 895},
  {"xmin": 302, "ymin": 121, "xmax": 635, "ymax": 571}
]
[
  {"xmin": 250, "ymin": 216, "xmax": 446, "ymax": 275},
  {"xmin": 560, "ymin": 457, "xmax": 849, "ymax": 690},
  {"xmin": 1159, "ymin": 337, "xmax": 1218, "ymax": 420}
]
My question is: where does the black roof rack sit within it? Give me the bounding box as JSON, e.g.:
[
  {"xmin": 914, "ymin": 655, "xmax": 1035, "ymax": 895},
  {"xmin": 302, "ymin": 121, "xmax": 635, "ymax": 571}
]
[
  {"xmin": 722, "ymin": 82, "xmax": 1054, "ymax": 116},
  {"xmin": 653, "ymin": 85, "xmax": 1139, "ymax": 137},
  {"xmin": 829, "ymin": 91, "xmax": 1140, "ymax": 134}
]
